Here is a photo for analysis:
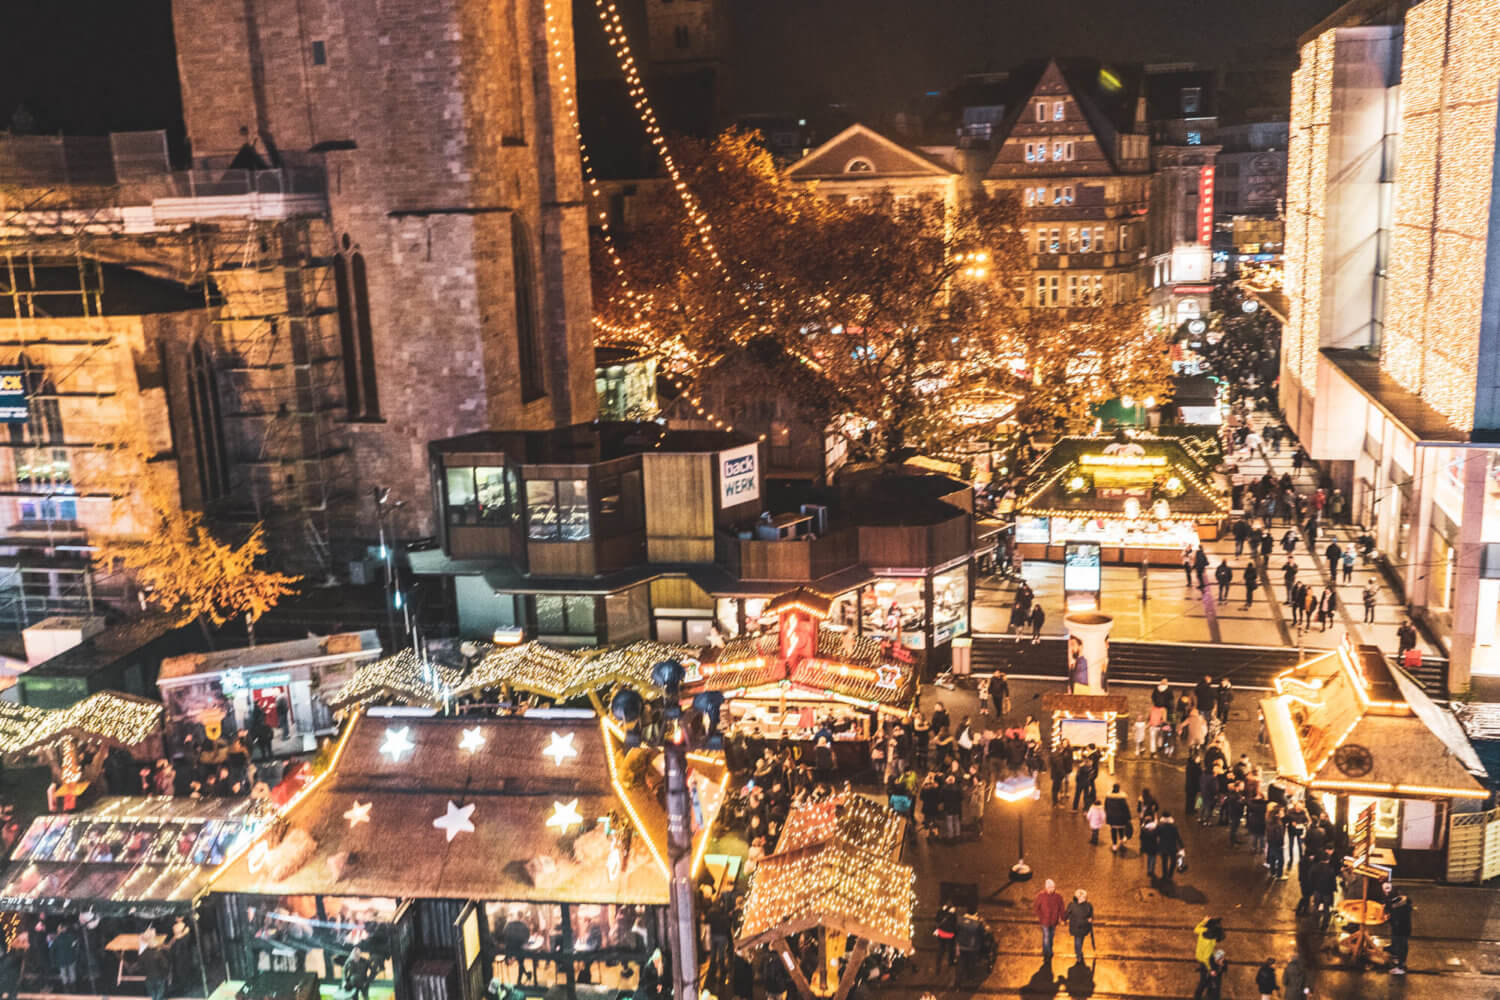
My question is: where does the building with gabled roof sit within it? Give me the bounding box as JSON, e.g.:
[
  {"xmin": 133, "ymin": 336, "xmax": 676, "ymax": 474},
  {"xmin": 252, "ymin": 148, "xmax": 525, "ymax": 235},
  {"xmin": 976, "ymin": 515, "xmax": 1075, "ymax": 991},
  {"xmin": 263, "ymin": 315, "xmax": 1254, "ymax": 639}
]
[
  {"xmin": 783, "ymin": 123, "xmax": 959, "ymax": 217},
  {"xmin": 979, "ymin": 58, "xmax": 1153, "ymax": 311}
]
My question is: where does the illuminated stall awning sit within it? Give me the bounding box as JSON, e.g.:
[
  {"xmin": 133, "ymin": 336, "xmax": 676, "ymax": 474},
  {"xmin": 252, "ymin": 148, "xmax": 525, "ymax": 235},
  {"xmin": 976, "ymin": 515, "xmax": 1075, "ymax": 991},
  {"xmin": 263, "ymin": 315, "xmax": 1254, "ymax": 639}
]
[
  {"xmin": 3, "ymin": 691, "xmax": 163, "ymax": 757},
  {"xmin": 209, "ymin": 713, "xmax": 723, "ymax": 905},
  {"xmin": 326, "ymin": 649, "xmax": 462, "ymax": 712},
  {"xmin": 1018, "ymin": 434, "xmax": 1229, "ymax": 524},
  {"xmin": 0, "ymin": 796, "xmax": 268, "ymax": 916},
  {"xmin": 454, "ymin": 640, "xmax": 699, "ymax": 703},
  {"xmin": 736, "ymin": 794, "xmax": 913, "ymax": 954},
  {"xmin": 1260, "ymin": 641, "xmax": 1488, "ymax": 800}
]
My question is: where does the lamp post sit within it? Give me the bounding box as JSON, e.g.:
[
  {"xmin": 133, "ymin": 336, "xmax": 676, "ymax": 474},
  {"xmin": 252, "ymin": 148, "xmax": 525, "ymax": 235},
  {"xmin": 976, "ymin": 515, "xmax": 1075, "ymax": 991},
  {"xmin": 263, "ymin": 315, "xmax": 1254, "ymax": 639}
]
[
  {"xmin": 995, "ymin": 773, "xmax": 1041, "ymax": 880},
  {"xmin": 373, "ymin": 488, "xmax": 408, "ymax": 646}
]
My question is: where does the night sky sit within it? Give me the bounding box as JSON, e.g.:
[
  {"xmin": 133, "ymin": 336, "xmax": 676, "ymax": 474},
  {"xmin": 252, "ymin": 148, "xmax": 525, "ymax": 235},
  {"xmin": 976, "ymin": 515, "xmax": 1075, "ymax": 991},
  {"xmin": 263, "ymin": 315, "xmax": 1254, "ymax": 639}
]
[{"xmin": 0, "ymin": 0, "xmax": 1341, "ymax": 138}]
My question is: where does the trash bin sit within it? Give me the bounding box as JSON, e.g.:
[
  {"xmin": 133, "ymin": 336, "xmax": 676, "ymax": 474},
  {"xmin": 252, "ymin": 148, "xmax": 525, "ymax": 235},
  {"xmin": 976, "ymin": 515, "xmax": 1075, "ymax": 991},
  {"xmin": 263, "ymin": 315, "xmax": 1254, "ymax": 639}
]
[{"xmin": 952, "ymin": 637, "xmax": 972, "ymax": 675}]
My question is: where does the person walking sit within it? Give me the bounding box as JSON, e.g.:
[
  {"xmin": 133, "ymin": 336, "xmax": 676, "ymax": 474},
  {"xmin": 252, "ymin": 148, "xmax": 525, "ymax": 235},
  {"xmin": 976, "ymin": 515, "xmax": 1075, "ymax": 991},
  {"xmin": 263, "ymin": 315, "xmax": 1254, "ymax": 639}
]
[
  {"xmin": 1266, "ymin": 805, "xmax": 1286, "ymax": 879},
  {"xmin": 1104, "ymin": 783, "xmax": 1131, "ymax": 852},
  {"xmin": 1182, "ymin": 545, "xmax": 1194, "ymax": 586},
  {"xmin": 1215, "ymin": 560, "xmax": 1233, "ymax": 601},
  {"xmin": 1397, "ymin": 619, "xmax": 1418, "ymax": 658},
  {"xmin": 1065, "ymin": 889, "xmax": 1094, "ymax": 964},
  {"xmin": 1192, "ymin": 917, "xmax": 1225, "ymax": 1000},
  {"xmin": 1028, "ymin": 602, "xmax": 1046, "ymax": 644},
  {"xmin": 1215, "ymin": 678, "xmax": 1234, "ymax": 726},
  {"xmin": 1149, "ymin": 679, "xmax": 1172, "ymax": 754},
  {"xmin": 1049, "ymin": 741, "xmax": 1073, "ymax": 806},
  {"xmin": 1260, "ymin": 531, "xmax": 1274, "ymax": 560},
  {"xmin": 1324, "ymin": 539, "xmax": 1342, "ymax": 572},
  {"xmin": 1386, "ymin": 888, "xmax": 1412, "ymax": 974},
  {"xmin": 1155, "ymin": 813, "xmax": 1182, "ymax": 882},
  {"xmin": 1085, "ymin": 798, "xmax": 1106, "ymax": 845},
  {"xmin": 1243, "ymin": 562, "xmax": 1259, "ymax": 608},
  {"xmin": 1184, "ymin": 749, "xmax": 1203, "ymax": 817},
  {"xmin": 1194, "ymin": 547, "xmax": 1210, "ymax": 591},
  {"xmin": 1363, "ymin": 578, "xmax": 1378, "ymax": 623},
  {"xmin": 1283, "ymin": 954, "xmax": 1309, "ymax": 998},
  {"xmin": 991, "ymin": 672, "xmax": 1010, "ymax": 720},
  {"xmin": 1233, "ymin": 517, "xmax": 1250, "ymax": 556},
  {"xmin": 1282, "ymin": 558, "xmax": 1298, "ymax": 607},
  {"xmin": 1318, "ymin": 587, "xmax": 1336, "ymax": 631},
  {"xmin": 1281, "ymin": 529, "xmax": 1297, "ymax": 555},
  {"xmin": 1034, "ymin": 880, "xmax": 1065, "ymax": 960},
  {"xmin": 933, "ymin": 901, "xmax": 958, "ymax": 973},
  {"xmin": 1256, "ymin": 957, "xmax": 1279, "ymax": 1000},
  {"xmin": 1341, "ymin": 547, "xmax": 1355, "ymax": 583},
  {"xmin": 1072, "ymin": 751, "xmax": 1098, "ymax": 812},
  {"xmin": 1194, "ymin": 674, "xmax": 1214, "ymax": 718},
  {"xmin": 1141, "ymin": 812, "xmax": 1160, "ymax": 876}
]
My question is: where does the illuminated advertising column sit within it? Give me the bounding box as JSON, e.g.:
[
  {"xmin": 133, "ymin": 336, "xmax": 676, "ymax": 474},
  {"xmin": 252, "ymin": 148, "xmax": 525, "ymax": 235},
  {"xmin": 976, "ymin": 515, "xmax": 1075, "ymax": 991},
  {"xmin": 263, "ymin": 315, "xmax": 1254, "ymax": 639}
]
[{"xmin": 1064, "ymin": 612, "xmax": 1114, "ymax": 694}]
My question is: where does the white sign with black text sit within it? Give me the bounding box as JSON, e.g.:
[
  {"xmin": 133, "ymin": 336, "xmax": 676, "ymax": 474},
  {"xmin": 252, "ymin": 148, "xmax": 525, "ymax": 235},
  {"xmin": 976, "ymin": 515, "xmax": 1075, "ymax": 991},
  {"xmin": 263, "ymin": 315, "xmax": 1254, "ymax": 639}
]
[{"xmin": 717, "ymin": 443, "xmax": 760, "ymax": 509}]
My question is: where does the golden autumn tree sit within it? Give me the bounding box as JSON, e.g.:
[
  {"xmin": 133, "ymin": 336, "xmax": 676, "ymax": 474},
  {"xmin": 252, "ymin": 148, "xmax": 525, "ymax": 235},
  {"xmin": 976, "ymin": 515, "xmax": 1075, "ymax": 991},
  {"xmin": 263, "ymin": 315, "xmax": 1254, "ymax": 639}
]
[
  {"xmin": 86, "ymin": 433, "xmax": 299, "ymax": 645},
  {"xmin": 594, "ymin": 130, "xmax": 1173, "ymax": 467}
]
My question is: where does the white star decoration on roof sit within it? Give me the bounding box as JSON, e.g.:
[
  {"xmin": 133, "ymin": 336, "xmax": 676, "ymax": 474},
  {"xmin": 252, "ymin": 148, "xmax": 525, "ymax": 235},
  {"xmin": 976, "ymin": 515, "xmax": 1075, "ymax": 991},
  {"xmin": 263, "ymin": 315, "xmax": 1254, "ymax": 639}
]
[
  {"xmin": 344, "ymin": 801, "xmax": 372, "ymax": 828},
  {"xmin": 459, "ymin": 727, "xmax": 486, "ymax": 753},
  {"xmin": 433, "ymin": 800, "xmax": 476, "ymax": 842},
  {"xmin": 380, "ymin": 726, "xmax": 414, "ymax": 761},
  {"xmin": 546, "ymin": 799, "xmax": 583, "ymax": 832},
  {"xmin": 543, "ymin": 731, "xmax": 579, "ymax": 766}
]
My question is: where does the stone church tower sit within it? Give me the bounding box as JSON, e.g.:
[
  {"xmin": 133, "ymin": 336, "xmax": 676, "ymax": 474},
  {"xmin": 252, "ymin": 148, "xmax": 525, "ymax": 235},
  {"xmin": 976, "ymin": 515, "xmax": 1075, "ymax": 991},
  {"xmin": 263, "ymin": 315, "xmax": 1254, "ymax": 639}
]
[{"xmin": 169, "ymin": 0, "xmax": 597, "ymax": 539}]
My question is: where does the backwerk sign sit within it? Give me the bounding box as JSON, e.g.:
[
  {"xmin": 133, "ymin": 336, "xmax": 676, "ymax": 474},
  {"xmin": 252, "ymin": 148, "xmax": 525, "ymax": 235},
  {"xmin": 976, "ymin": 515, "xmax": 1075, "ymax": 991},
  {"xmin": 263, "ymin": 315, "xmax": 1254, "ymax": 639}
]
[
  {"xmin": 717, "ymin": 443, "xmax": 759, "ymax": 509},
  {"xmin": 0, "ymin": 370, "xmax": 27, "ymax": 423}
]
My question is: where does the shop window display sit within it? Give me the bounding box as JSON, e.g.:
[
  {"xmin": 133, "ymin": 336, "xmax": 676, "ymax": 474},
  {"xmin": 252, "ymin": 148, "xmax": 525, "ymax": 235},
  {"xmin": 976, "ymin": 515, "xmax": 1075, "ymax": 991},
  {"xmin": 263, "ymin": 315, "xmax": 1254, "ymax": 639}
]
[
  {"xmin": 932, "ymin": 567, "xmax": 969, "ymax": 644},
  {"xmin": 864, "ymin": 578, "xmax": 926, "ymax": 649}
]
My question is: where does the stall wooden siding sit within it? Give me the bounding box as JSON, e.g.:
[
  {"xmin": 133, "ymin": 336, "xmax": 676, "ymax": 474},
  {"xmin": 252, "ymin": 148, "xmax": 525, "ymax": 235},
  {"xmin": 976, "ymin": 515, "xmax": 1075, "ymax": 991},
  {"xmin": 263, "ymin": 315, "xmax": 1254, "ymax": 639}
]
[
  {"xmin": 595, "ymin": 532, "xmax": 648, "ymax": 573},
  {"xmin": 527, "ymin": 541, "xmax": 596, "ymax": 577},
  {"xmin": 441, "ymin": 452, "xmax": 508, "ymax": 468},
  {"xmin": 858, "ymin": 515, "xmax": 972, "ymax": 570},
  {"xmin": 650, "ymin": 577, "xmax": 714, "ymax": 611},
  {"xmin": 1445, "ymin": 806, "xmax": 1500, "ymax": 883},
  {"xmin": 446, "ymin": 524, "xmax": 517, "ymax": 560},
  {"xmin": 727, "ymin": 529, "xmax": 860, "ymax": 582},
  {"xmin": 643, "ymin": 452, "xmax": 715, "ymax": 562}
]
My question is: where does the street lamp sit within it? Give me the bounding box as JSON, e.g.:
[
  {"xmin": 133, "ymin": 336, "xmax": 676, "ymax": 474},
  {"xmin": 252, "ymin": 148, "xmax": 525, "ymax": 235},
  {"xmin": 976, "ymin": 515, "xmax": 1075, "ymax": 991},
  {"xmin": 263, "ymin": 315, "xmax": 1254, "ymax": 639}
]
[
  {"xmin": 995, "ymin": 773, "xmax": 1041, "ymax": 880},
  {"xmin": 373, "ymin": 488, "xmax": 409, "ymax": 645}
]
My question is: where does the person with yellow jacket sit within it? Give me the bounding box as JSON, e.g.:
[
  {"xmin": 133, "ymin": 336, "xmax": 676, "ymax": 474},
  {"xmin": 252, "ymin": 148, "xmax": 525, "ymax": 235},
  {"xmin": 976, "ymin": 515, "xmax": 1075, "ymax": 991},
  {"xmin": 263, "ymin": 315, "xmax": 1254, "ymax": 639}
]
[{"xmin": 1193, "ymin": 917, "xmax": 1226, "ymax": 1000}]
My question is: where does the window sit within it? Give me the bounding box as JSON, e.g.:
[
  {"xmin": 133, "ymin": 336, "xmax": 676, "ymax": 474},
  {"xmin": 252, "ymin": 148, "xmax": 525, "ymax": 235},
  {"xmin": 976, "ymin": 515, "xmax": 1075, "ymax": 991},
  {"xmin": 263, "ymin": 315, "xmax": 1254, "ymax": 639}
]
[
  {"xmin": 1049, "ymin": 228, "xmax": 1061, "ymax": 253},
  {"xmin": 1035, "ymin": 276, "xmax": 1047, "ymax": 305},
  {"xmin": 1180, "ymin": 87, "xmax": 1202, "ymax": 115},
  {"xmin": 1035, "ymin": 102, "xmax": 1047, "ymax": 122},
  {"xmin": 1053, "ymin": 141, "xmax": 1063, "ymax": 161},
  {"xmin": 1080, "ymin": 227, "xmax": 1092, "ymax": 252},
  {"xmin": 1053, "ymin": 101, "xmax": 1065, "ymax": 121},
  {"xmin": 1024, "ymin": 142, "xmax": 1036, "ymax": 163},
  {"xmin": 511, "ymin": 216, "xmax": 547, "ymax": 402},
  {"xmin": 1035, "ymin": 229, "xmax": 1046, "ymax": 253},
  {"xmin": 594, "ymin": 469, "xmax": 644, "ymax": 537},
  {"xmin": 502, "ymin": 0, "xmax": 525, "ymax": 141},
  {"xmin": 527, "ymin": 477, "xmax": 590, "ymax": 540},
  {"xmin": 445, "ymin": 466, "xmax": 516, "ymax": 526},
  {"xmin": 1067, "ymin": 227, "xmax": 1080, "ymax": 253},
  {"xmin": 534, "ymin": 595, "xmax": 597, "ymax": 637},
  {"xmin": 1067, "ymin": 274, "xmax": 1079, "ymax": 305},
  {"xmin": 844, "ymin": 157, "xmax": 875, "ymax": 173},
  {"xmin": 1119, "ymin": 222, "xmax": 1131, "ymax": 251},
  {"xmin": 1063, "ymin": 141, "xmax": 1075, "ymax": 160},
  {"xmin": 1047, "ymin": 275, "xmax": 1059, "ymax": 306},
  {"xmin": 673, "ymin": 25, "xmax": 690, "ymax": 48},
  {"xmin": 186, "ymin": 340, "xmax": 230, "ymax": 503},
  {"xmin": 310, "ymin": 40, "xmax": 326, "ymax": 66},
  {"xmin": 334, "ymin": 235, "xmax": 381, "ymax": 419},
  {"xmin": 1186, "ymin": 131, "xmax": 1202, "ymax": 145},
  {"xmin": 1094, "ymin": 225, "xmax": 1105, "ymax": 250},
  {"xmin": 11, "ymin": 355, "xmax": 74, "ymax": 522},
  {"xmin": 1053, "ymin": 185, "xmax": 1074, "ymax": 205}
]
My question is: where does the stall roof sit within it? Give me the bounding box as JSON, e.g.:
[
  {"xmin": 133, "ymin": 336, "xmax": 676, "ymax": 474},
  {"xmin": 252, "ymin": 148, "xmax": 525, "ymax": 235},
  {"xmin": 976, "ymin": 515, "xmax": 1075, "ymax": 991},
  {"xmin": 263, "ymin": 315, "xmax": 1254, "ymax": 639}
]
[
  {"xmin": 326, "ymin": 649, "xmax": 461, "ymax": 712},
  {"xmin": 736, "ymin": 795, "xmax": 913, "ymax": 954},
  {"xmin": 4, "ymin": 691, "xmax": 164, "ymax": 757},
  {"xmin": 1259, "ymin": 642, "xmax": 1488, "ymax": 800},
  {"xmin": 158, "ymin": 631, "xmax": 381, "ymax": 682},
  {"xmin": 454, "ymin": 640, "xmax": 697, "ymax": 702},
  {"xmin": 1019, "ymin": 434, "xmax": 1229, "ymax": 520},
  {"xmin": 697, "ymin": 630, "xmax": 915, "ymax": 710},
  {"xmin": 0, "ymin": 796, "xmax": 268, "ymax": 915},
  {"xmin": 209, "ymin": 714, "xmax": 723, "ymax": 905}
]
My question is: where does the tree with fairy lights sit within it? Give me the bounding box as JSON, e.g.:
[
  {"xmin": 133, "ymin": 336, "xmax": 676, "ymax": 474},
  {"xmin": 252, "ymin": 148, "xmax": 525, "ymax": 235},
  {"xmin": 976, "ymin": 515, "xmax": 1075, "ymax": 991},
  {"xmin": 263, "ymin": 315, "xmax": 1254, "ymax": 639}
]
[{"xmin": 593, "ymin": 130, "xmax": 1174, "ymax": 468}]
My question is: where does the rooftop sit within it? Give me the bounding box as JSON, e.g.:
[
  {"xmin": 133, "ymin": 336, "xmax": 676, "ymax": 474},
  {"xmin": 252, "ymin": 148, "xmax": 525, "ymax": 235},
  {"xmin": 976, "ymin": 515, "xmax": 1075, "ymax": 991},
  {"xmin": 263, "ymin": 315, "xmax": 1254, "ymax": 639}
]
[
  {"xmin": 1321, "ymin": 348, "xmax": 1467, "ymax": 444},
  {"xmin": 157, "ymin": 630, "xmax": 381, "ymax": 682},
  {"xmin": 430, "ymin": 422, "xmax": 753, "ymax": 465}
]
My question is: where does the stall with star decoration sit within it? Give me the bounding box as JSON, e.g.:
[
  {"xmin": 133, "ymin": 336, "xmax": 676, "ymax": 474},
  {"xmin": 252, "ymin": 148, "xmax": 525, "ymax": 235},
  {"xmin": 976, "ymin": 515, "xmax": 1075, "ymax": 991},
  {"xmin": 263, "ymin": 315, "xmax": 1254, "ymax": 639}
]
[{"xmin": 207, "ymin": 712, "xmax": 725, "ymax": 1000}]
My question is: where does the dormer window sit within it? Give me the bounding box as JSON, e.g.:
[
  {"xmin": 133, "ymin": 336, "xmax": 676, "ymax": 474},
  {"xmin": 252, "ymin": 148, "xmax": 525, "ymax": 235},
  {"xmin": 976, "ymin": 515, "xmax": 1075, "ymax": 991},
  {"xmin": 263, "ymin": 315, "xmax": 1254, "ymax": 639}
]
[{"xmin": 844, "ymin": 157, "xmax": 876, "ymax": 173}]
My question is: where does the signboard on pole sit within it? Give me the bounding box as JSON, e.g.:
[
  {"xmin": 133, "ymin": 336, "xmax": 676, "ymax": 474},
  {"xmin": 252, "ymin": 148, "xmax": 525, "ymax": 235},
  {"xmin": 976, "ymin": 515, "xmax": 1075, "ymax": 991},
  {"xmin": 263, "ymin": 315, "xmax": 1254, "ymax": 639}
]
[
  {"xmin": 1063, "ymin": 541, "xmax": 1102, "ymax": 611},
  {"xmin": 717, "ymin": 443, "xmax": 759, "ymax": 509},
  {"xmin": 0, "ymin": 370, "xmax": 28, "ymax": 423}
]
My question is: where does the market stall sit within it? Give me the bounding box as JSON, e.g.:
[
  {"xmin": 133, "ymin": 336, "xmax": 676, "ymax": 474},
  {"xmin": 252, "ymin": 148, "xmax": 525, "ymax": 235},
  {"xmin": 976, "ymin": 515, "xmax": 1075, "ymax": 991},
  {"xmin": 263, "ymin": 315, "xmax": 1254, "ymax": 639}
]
[
  {"xmin": 736, "ymin": 793, "xmax": 913, "ymax": 1000},
  {"xmin": 0, "ymin": 796, "xmax": 270, "ymax": 996},
  {"xmin": 326, "ymin": 650, "xmax": 462, "ymax": 715},
  {"xmin": 2, "ymin": 691, "xmax": 168, "ymax": 808},
  {"xmin": 1260, "ymin": 638, "xmax": 1490, "ymax": 879},
  {"xmin": 156, "ymin": 632, "xmax": 382, "ymax": 759},
  {"xmin": 207, "ymin": 712, "xmax": 725, "ymax": 1000},
  {"xmin": 694, "ymin": 590, "xmax": 917, "ymax": 775},
  {"xmin": 1015, "ymin": 434, "xmax": 1229, "ymax": 564}
]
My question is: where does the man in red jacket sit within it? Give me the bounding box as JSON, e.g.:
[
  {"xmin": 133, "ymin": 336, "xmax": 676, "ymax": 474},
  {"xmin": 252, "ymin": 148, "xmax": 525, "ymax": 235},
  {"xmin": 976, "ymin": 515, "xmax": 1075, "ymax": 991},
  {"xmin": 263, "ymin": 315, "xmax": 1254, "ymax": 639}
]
[{"xmin": 1034, "ymin": 878, "xmax": 1066, "ymax": 959}]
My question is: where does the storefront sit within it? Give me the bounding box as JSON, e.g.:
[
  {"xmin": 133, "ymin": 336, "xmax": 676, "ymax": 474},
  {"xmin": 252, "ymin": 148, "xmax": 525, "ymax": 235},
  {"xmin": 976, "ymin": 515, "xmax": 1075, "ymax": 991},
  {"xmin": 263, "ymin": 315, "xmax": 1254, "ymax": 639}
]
[
  {"xmin": 0, "ymin": 796, "xmax": 269, "ymax": 996},
  {"xmin": 1260, "ymin": 640, "xmax": 1490, "ymax": 879},
  {"xmin": 1016, "ymin": 434, "xmax": 1229, "ymax": 564},
  {"xmin": 208, "ymin": 714, "xmax": 725, "ymax": 1000},
  {"xmin": 156, "ymin": 632, "xmax": 382, "ymax": 758}
]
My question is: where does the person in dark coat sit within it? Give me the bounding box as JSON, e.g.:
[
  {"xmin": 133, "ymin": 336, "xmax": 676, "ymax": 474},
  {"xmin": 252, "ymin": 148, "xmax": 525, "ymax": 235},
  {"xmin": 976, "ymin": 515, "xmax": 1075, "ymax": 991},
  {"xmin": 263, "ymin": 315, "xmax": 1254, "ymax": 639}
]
[
  {"xmin": 49, "ymin": 925, "xmax": 78, "ymax": 988},
  {"xmin": 1064, "ymin": 890, "xmax": 1094, "ymax": 964},
  {"xmin": 1256, "ymin": 957, "xmax": 1278, "ymax": 999},
  {"xmin": 933, "ymin": 902, "xmax": 958, "ymax": 973},
  {"xmin": 1215, "ymin": 679, "xmax": 1234, "ymax": 724},
  {"xmin": 24, "ymin": 920, "xmax": 47, "ymax": 986},
  {"xmin": 1233, "ymin": 518, "xmax": 1250, "ymax": 555},
  {"xmin": 1193, "ymin": 548, "xmax": 1210, "ymax": 590},
  {"xmin": 0, "ymin": 940, "xmax": 21, "ymax": 1000},
  {"xmin": 1215, "ymin": 561, "xmax": 1233, "ymax": 601},
  {"xmin": 1307, "ymin": 856, "xmax": 1338, "ymax": 931},
  {"xmin": 1260, "ymin": 533, "xmax": 1274, "ymax": 559},
  {"xmin": 1386, "ymin": 889, "xmax": 1412, "ymax": 973},
  {"xmin": 1324, "ymin": 540, "xmax": 1342, "ymax": 570},
  {"xmin": 1154, "ymin": 814, "xmax": 1182, "ymax": 882},
  {"xmin": 1193, "ymin": 676, "xmax": 1214, "ymax": 718},
  {"xmin": 1103, "ymin": 784, "xmax": 1132, "ymax": 852},
  {"xmin": 140, "ymin": 939, "xmax": 170, "ymax": 1000},
  {"xmin": 990, "ymin": 673, "xmax": 1009, "ymax": 719},
  {"xmin": 1028, "ymin": 603, "xmax": 1046, "ymax": 644},
  {"xmin": 639, "ymin": 950, "xmax": 670, "ymax": 1000},
  {"xmin": 1049, "ymin": 742, "xmax": 1073, "ymax": 806},
  {"xmin": 1185, "ymin": 750, "xmax": 1202, "ymax": 817}
]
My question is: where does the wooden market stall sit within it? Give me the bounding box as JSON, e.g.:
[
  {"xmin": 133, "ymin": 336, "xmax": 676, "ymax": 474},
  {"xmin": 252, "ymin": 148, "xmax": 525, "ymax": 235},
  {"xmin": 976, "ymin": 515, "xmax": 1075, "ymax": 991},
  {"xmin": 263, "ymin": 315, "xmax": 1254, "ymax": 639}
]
[
  {"xmin": 1, "ymin": 691, "xmax": 168, "ymax": 809},
  {"xmin": 1015, "ymin": 434, "xmax": 1229, "ymax": 564},
  {"xmin": 206, "ymin": 712, "xmax": 725, "ymax": 1000},
  {"xmin": 0, "ymin": 796, "xmax": 270, "ymax": 996},
  {"xmin": 735, "ymin": 793, "xmax": 913, "ymax": 1000},
  {"xmin": 1260, "ymin": 638, "xmax": 1490, "ymax": 879},
  {"xmin": 325, "ymin": 650, "xmax": 462, "ymax": 714}
]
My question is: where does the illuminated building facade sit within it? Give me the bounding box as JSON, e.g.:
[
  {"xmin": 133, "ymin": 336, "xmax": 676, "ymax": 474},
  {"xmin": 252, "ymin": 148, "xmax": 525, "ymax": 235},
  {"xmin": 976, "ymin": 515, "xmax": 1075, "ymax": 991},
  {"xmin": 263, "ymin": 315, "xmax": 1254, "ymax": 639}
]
[{"xmin": 1281, "ymin": 0, "xmax": 1500, "ymax": 688}]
